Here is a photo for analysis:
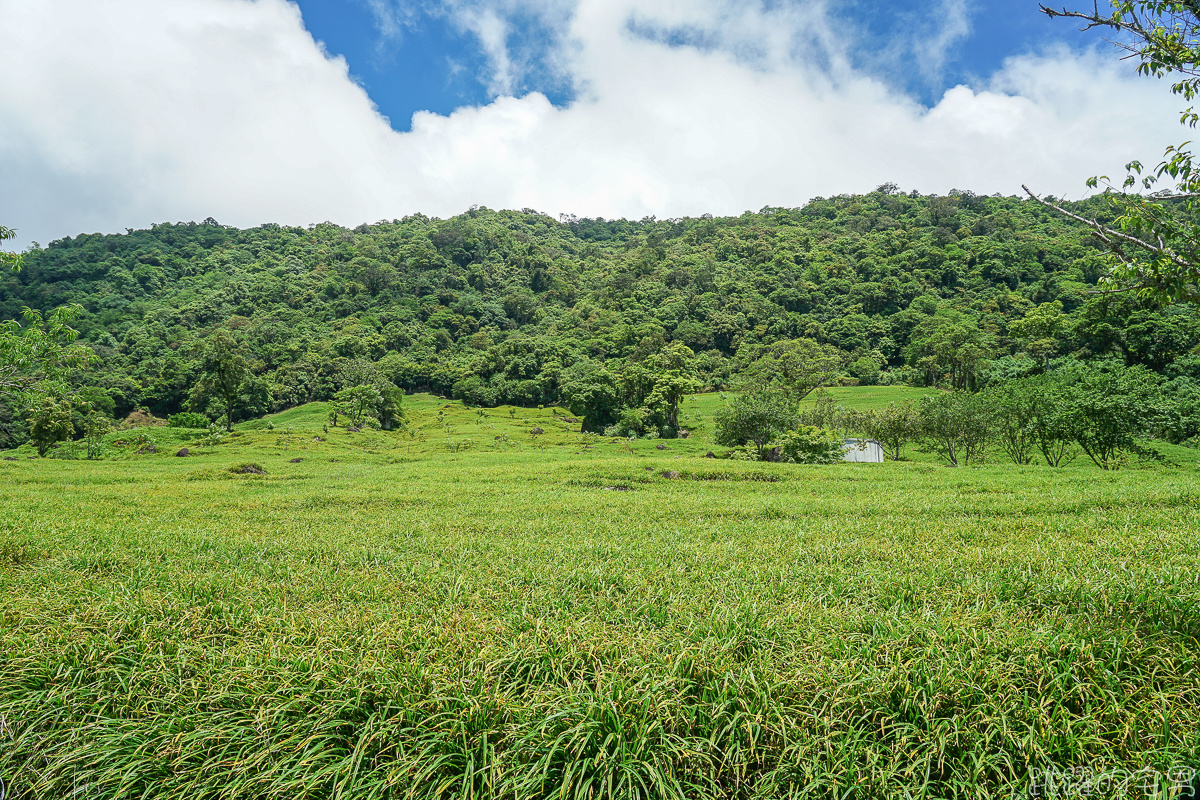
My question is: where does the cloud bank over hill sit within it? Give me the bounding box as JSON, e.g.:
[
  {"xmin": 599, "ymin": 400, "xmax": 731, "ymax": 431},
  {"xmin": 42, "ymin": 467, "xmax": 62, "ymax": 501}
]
[{"xmin": 0, "ymin": 0, "xmax": 1186, "ymax": 249}]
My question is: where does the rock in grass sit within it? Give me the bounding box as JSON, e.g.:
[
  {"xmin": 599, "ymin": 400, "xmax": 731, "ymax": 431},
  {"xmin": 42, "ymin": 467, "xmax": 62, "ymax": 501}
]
[
  {"xmin": 530, "ymin": 427, "xmax": 544, "ymax": 435},
  {"xmin": 656, "ymin": 444, "xmax": 667, "ymax": 451},
  {"xmin": 175, "ymin": 448, "xmax": 189, "ymax": 457},
  {"xmin": 137, "ymin": 444, "xmax": 156, "ymax": 454},
  {"xmin": 289, "ymin": 457, "xmax": 303, "ymax": 463},
  {"xmin": 705, "ymin": 451, "xmax": 716, "ymax": 458},
  {"xmin": 663, "ymin": 470, "xmax": 680, "ymax": 479},
  {"xmin": 231, "ymin": 463, "xmax": 266, "ymax": 475}
]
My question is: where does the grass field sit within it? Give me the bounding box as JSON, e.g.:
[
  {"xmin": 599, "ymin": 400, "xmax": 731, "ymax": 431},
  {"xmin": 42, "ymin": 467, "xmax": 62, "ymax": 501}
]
[{"xmin": 1, "ymin": 390, "xmax": 1198, "ymax": 799}]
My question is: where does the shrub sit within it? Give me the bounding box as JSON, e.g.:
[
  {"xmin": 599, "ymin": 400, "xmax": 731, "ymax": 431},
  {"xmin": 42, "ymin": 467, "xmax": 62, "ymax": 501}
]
[
  {"xmin": 29, "ymin": 397, "xmax": 74, "ymax": 457},
  {"xmin": 119, "ymin": 408, "xmax": 165, "ymax": 429},
  {"xmin": 604, "ymin": 407, "xmax": 648, "ymax": 439},
  {"xmin": 770, "ymin": 425, "xmax": 845, "ymax": 464},
  {"xmin": 714, "ymin": 390, "xmax": 799, "ymax": 458},
  {"xmin": 45, "ymin": 441, "xmax": 82, "ymax": 460},
  {"xmin": 167, "ymin": 412, "xmax": 210, "ymax": 429}
]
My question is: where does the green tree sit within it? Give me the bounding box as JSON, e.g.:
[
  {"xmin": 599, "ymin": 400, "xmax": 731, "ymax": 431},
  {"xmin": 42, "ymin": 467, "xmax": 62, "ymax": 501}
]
[
  {"xmin": 643, "ymin": 342, "xmax": 701, "ymax": 436},
  {"xmin": 738, "ymin": 338, "xmax": 848, "ymax": 402},
  {"xmin": 83, "ymin": 412, "xmax": 112, "ymax": 460},
  {"xmin": 982, "ymin": 381, "xmax": 1040, "ymax": 465},
  {"xmin": 853, "ymin": 401, "xmax": 922, "ymax": 461},
  {"xmin": 1021, "ymin": 373, "xmax": 1078, "ymax": 468},
  {"xmin": 1033, "ymin": 2, "xmax": 1200, "ymax": 302},
  {"xmin": 379, "ymin": 387, "xmax": 407, "ymax": 431},
  {"xmin": 906, "ymin": 310, "xmax": 993, "ymax": 390},
  {"xmin": 917, "ymin": 390, "xmax": 993, "ymax": 467},
  {"xmin": 1058, "ymin": 362, "xmax": 1170, "ymax": 469},
  {"xmin": 0, "ymin": 305, "xmax": 94, "ymax": 406},
  {"xmin": 336, "ymin": 384, "xmax": 384, "ymax": 428},
  {"xmin": 714, "ymin": 390, "xmax": 800, "ymax": 458},
  {"xmin": 797, "ymin": 389, "xmax": 849, "ymax": 433},
  {"xmin": 1008, "ymin": 301, "xmax": 1068, "ymax": 367},
  {"xmin": 28, "ymin": 396, "xmax": 74, "ymax": 457},
  {"xmin": 562, "ymin": 367, "xmax": 622, "ymax": 433},
  {"xmin": 191, "ymin": 329, "xmax": 255, "ymax": 432}
]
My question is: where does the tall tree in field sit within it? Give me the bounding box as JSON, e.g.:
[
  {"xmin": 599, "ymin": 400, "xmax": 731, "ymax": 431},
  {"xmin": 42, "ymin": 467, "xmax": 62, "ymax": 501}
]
[
  {"xmin": 1031, "ymin": 2, "xmax": 1200, "ymax": 302},
  {"xmin": 191, "ymin": 329, "xmax": 254, "ymax": 431},
  {"xmin": 1057, "ymin": 362, "xmax": 1170, "ymax": 469},
  {"xmin": 645, "ymin": 341, "xmax": 701, "ymax": 435},
  {"xmin": 738, "ymin": 338, "xmax": 848, "ymax": 403},
  {"xmin": 335, "ymin": 384, "xmax": 383, "ymax": 428}
]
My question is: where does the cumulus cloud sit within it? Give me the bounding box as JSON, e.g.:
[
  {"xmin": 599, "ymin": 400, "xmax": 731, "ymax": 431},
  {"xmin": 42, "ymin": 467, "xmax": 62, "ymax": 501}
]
[{"xmin": 0, "ymin": 0, "xmax": 1188, "ymax": 249}]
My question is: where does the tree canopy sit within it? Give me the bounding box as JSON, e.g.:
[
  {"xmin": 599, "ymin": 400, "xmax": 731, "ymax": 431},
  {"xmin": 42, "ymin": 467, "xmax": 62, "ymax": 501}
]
[
  {"xmin": 0, "ymin": 305, "xmax": 93, "ymax": 406},
  {"xmin": 1, "ymin": 224, "xmax": 20, "ymax": 273},
  {"xmin": 1034, "ymin": 2, "xmax": 1200, "ymax": 302}
]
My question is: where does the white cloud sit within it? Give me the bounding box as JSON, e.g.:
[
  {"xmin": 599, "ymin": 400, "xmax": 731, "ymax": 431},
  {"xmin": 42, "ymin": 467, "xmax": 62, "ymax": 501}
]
[
  {"xmin": 911, "ymin": 0, "xmax": 972, "ymax": 83},
  {"xmin": 0, "ymin": 0, "xmax": 1188, "ymax": 250}
]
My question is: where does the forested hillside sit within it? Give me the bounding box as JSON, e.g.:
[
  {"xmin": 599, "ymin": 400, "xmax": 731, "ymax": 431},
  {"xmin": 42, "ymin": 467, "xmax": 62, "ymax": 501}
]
[{"xmin": 2, "ymin": 188, "xmax": 1198, "ymax": 442}]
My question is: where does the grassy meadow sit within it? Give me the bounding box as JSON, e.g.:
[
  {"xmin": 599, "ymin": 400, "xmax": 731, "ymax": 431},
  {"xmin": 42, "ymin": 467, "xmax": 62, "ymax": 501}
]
[{"xmin": 1, "ymin": 390, "xmax": 1199, "ymax": 798}]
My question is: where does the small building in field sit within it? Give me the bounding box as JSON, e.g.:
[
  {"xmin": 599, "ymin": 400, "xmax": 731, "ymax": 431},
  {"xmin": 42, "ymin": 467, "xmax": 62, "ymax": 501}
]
[{"xmin": 842, "ymin": 438, "xmax": 884, "ymax": 463}]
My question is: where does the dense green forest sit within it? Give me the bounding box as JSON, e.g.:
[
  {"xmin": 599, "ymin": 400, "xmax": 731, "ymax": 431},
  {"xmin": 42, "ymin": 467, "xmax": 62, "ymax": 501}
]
[{"xmin": 2, "ymin": 187, "xmax": 1199, "ymax": 446}]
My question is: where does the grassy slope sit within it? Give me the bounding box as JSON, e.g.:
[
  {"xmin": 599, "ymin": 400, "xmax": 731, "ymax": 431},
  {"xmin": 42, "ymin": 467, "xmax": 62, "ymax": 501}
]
[{"xmin": 1, "ymin": 390, "xmax": 1198, "ymax": 798}]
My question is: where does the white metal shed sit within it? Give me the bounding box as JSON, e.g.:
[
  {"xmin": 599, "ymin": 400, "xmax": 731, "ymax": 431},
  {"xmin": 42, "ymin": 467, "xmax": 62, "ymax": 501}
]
[{"xmin": 842, "ymin": 438, "xmax": 884, "ymax": 463}]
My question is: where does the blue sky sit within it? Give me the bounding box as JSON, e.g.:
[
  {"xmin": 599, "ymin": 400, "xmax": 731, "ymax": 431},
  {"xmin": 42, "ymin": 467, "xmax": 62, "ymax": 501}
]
[
  {"xmin": 294, "ymin": 0, "xmax": 1097, "ymax": 131},
  {"xmin": 0, "ymin": 0, "xmax": 1183, "ymax": 248}
]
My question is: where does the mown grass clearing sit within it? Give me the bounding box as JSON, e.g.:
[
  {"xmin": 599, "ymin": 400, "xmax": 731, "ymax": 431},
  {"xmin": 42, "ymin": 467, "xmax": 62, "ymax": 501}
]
[{"xmin": 1, "ymin": 391, "xmax": 1198, "ymax": 798}]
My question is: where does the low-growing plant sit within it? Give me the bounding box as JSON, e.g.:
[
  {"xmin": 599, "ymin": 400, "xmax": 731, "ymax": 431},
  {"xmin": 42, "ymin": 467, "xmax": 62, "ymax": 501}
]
[
  {"xmin": 770, "ymin": 425, "xmax": 845, "ymax": 464},
  {"xmin": 45, "ymin": 439, "xmax": 81, "ymax": 459},
  {"xmin": 199, "ymin": 424, "xmax": 224, "ymax": 449},
  {"xmin": 167, "ymin": 411, "xmax": 211, "ymax": 429},
  {"xmin": 119, "ymin": 408, "xmax": 166, "ymax": 429}
]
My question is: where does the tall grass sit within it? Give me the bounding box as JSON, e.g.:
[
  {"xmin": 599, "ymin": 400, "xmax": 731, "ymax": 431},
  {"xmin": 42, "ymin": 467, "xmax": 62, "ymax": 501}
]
[{"xmin": 1, "ymin": 394, "xmax": 1197, "ymax": 798}]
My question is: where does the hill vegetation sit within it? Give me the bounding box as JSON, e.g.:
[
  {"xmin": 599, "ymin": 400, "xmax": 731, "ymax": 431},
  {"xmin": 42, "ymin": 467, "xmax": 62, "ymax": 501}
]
[{"xmin": 2, "ymin": 189, "xmax": 1198, "ymax": 448}]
